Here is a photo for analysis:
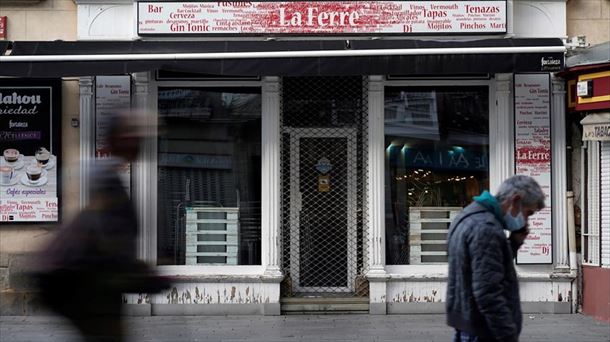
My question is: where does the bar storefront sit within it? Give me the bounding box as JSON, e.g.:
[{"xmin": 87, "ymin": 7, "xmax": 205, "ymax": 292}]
[{"xmin": 0, "ymin": 1, "xmax": 573, "ymax": 315}]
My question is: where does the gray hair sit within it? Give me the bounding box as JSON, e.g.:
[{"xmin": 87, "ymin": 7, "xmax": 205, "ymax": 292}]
[{"xmin": 495, "ymin": 175, "xmax": 546, "ymax": 210}]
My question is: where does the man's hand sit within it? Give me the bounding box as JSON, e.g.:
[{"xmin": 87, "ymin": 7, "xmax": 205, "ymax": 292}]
[{"xmin": 509, "ymin": 227, "xmax": 530, "ymax": 245}]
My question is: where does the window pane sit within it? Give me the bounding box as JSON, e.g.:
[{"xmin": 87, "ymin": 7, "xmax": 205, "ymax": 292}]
[
  {"xmin": 384, "ymin": 86, "xmax": 489, "ymax": 265},
  {"xmin": 157, "ymin": 87, "xmax": 262, "ymax": 265}
]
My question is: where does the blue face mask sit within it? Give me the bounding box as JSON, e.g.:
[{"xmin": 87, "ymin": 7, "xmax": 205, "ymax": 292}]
[{"xmin": 504, "ymin": 202, "xmax": 526, "ymax": 232}]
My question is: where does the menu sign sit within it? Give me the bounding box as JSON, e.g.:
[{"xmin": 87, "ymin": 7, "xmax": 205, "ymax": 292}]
[
  {"xmin": 138, "ymin": 1, "xmax": 507, "ymax": 35},
  {"xmin": 95, "ymin": 76, "xmax": 131, "ymax": 192},
  {"xmin": 514, "ymin": 74, "xmax": 552, "ymax": 264},
  {"xmin": 96, "ymin": 76, "xmax": 131, "ymax": 158},
  {"xmin": 0, "ymin": 79, "xmax": 61, "ymax": 223}
]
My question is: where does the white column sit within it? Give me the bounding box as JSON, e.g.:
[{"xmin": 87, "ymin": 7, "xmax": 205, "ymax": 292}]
[
  {"xmin": 261, "ymin": 76, "xmax": 282, "ymax": 277},
  {"xmin": 367, "ymin": 76, "xmax": 388, "ymax": 314},
  {"xmin": 552, "ymin": 76, "xmax": 569, "ymax": 269},
  {"xmin": 132, "ymin": 72, "xmax": 157, "ymax": 263},
  {"xmin": 79, "ymin": 76, "xmax": 95, "ymax": 208},
  {"xmin": 490, "ymin": 73, "xmax": 514, "ymax": 192}
]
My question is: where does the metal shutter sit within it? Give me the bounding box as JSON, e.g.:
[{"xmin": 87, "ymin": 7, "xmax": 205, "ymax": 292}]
[{"xmin": 601, "ymin": 141, "xmax": 610, "ymax": 266}]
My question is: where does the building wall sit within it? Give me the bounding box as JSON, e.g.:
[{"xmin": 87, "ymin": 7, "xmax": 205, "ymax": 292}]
[
  {"xmin": 0, "ymin": 80, "xmax": 80, "ymax": 294},
  {"xmin": 0, "ymin": 0, "xmax": 80, "ymax": 304},
  {"xmin": 582, "ymin": 266, "xmax": 610, "ymax": 322},
  {"xmin": 567, "ymin": 0, "xmax": 610, "ymax": 45},
  {"xmin": 0, "ymin": 0, "xmax": 77, "ymax": 41}
]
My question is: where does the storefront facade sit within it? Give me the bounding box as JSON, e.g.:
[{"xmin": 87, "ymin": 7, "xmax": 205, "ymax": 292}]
[
  {"xmin": 564, "ymin": 42, "xmax": 610, "ymax": 322},
  {"xmin": 1, "ymin": 0, "xmax": 574, "ymax": 315}
]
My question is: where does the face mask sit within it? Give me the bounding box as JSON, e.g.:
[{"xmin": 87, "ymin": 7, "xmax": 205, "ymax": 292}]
[{"xmin": 503, "ymin": 202, "xmax": 526, "ymax": 232}]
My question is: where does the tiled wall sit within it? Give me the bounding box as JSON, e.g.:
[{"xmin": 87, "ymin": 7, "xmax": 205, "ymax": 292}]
[{"xmin": 0, "ymin": 0, "xmax": 76, "ymax": 41}]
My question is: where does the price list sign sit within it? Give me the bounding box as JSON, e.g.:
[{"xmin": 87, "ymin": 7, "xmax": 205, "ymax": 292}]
[{"xmin": 514, "ymin": 74, "xmax": 552, "ymax": 264}]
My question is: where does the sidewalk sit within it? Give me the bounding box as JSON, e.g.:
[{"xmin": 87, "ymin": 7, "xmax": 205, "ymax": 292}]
[{"xmin": 1, "ymin": 314, "xmax": 609, "ymax": 342}]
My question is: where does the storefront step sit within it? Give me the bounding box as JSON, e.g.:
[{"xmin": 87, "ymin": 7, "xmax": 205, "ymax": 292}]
[{"xmin": 281, "ymin": 297, "xmax": 370, "ymax": 314}]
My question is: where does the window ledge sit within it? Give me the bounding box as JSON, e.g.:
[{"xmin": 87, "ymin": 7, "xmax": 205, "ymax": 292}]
[{"xmin": 165, "ymin": 274, "xmax": 284, "ymax": 284}]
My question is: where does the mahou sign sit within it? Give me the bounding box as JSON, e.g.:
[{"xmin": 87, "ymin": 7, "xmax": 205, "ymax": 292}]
[
  {"xmin": 0, "ymin": 79, "xmax": 61, "ymax": 223},
  {"xmin": 138, "ymin": 1, "xmax": 507, "ymax": 35},
  {"xmin": 514, "ymin": 74, "xmax": 552, "ymax": 264}
]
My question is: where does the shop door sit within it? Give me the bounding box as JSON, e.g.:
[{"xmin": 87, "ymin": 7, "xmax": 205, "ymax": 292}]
[{"xmin": 288, "ymin": 128, "xmax": 357, "ymax": 293}]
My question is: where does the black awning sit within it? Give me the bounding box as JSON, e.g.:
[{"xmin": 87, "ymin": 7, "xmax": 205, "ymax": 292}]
[
  {"xmin": 0, "ymin": 41, "xmax": 10, "ymax": 56},
  {"xmin": 0, "ymin": 38, "xmax": 565, "ymax": 77}
]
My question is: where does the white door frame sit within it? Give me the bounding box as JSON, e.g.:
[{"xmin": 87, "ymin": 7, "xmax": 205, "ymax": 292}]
[{"xmin": 285, "ymin": 127, "xmax": 358, "ymax": 293}]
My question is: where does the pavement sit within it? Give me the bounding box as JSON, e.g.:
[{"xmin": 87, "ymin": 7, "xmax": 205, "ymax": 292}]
[{"xmin": 1, "ymin": 314, "xmax": 609, "ymax": 342}]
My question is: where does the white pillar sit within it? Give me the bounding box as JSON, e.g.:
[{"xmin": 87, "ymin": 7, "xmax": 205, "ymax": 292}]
[
  {"xmin": 261, "ymin": 76, "xmax": 282, "ymax": 277},
  {"xmin": 132, "ymin": 72, "xmax": 157, "ymax": 263},
  {"xmin": 367, "ymin": 75, "xmax": 388, "ymax": 314},
  {"xmin": 79, "ymin": 76, "xmax": 95, "ymax": 208},
  {"xmin": 490, "ymin": 73, "xmax": 514, "ymax": 192},
  {"xmin": 552, "ymin": 76, "xmax": 569, "ymax": 269}
]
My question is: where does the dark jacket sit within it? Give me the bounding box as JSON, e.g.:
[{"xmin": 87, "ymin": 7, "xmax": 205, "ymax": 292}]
[{"xmin": 446, "ymin": 202, "xmax": 523, "ymax": 342}]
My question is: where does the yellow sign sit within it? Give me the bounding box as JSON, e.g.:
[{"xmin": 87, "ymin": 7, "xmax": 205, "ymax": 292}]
[{"xmin": 318, "ymin": 174, "xmax": 330, "ymax": 192}]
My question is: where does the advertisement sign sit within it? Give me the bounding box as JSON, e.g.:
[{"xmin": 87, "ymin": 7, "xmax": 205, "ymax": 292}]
[
  {"xmin": 0, "ymin": 79, "xmax": 61, "ymax": 223},
  {"xmin": 95, "ymin": 76, "xmax": 132, "ymax": 192},
  {"xmin": 514, "ymin": 74, "xmax": 552, "ymax": 264},
  {"xmin": 387, "ymin": 146, "xmax": 488, "ymax": 172},
  {"xmin": 138, "ymin": 1, "xmax": 507, "ymax": 35},
  {"xmin": 0, "ymin": 16, "xmax": 6, "ymax": 39}
]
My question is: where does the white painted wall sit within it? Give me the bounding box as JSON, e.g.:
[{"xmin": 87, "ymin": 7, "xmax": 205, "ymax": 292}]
[
  {"xmin": 77, "ymin": 2, "xmax": 134, "ymax": 40},
  {"xmin": 512, "ymin": 1, "xmax": 567, "ymax": 38},
  {"xmin": 127, "ymin": 282, "xmax": 280, "ymax": 305}
]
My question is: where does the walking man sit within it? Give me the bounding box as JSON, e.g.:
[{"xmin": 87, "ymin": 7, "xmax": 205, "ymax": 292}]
[
  {"xmin": 446, "ymin": 175, "xmax": 546, "ymax": 342},
  {"xmin": 37, "ymin": 111, "xmax": 168, "ymax": 341}
]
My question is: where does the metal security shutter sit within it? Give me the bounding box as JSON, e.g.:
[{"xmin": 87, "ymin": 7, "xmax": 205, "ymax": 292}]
[
  {"xmin": 280, "ymin": 76, "xmax": 369, "ymax": 296},
  {"xmin": 584, "ymin": 141, "xmax": 601, "ymax": 265},
  {"xmin": 601, "ymin": 141, "xmax": 610, "ymax": 267}
]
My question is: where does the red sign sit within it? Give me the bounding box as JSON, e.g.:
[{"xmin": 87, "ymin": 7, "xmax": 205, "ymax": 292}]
[
  {"xmin": 138, "ymin": 1, "xmax": 507, "ymax": 35},
  {"xmin": 514, "ymin": 74, "xmax": 553, "ymax": 265},
  {"xmin": 0, "ymin": 17, "xmax": 7, "ymax": 39}
]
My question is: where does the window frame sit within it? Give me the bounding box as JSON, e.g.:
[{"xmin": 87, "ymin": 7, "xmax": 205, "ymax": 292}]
[
  {"xmin": 380, "ymin": 78, "xmax": 497, "ymax": 269},
  {"xmin": 145, "ymin": 76, "xmax": 269, "ymax": 274}
]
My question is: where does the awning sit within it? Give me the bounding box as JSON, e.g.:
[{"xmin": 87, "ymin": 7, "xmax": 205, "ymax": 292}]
[
  {"xmin": 581, "ymin": 113, "xmax": 610, "ymax": 141},
  {"xmin": 0, "ymin": 41, "xmax": 9, "ymax": 56},
  {"xmin": 0, "ymin": 38, "xmax": 565, "ymax": 77}
]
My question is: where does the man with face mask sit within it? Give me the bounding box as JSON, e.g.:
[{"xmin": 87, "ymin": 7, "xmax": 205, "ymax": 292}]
[{"xmin": 446, "ymin": 175, "xmax": 546, "ymax": 342}]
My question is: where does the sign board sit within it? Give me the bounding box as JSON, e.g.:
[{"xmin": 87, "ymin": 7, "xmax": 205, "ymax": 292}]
[
  {"xmin": 0, "ymin": 79, "xmax": 61, "ymax": 223},
  {"xmin": 138, "ymin": 1, "xmax": 507, "ymax": 35},
  {"xmin": 95, "ymin": 76, "xmax": 132, "ymax": 191},
  {"xmin": 95, "ymin": 76, "xmax": 131, "ymax": 158},
  {"xmin": 581, "ymin": 113, "xmax": 610, "ymax": 141},
  {"xmin": 514, "ymin": 74, "xmax": 553, "ymax": 264},
  {"xmin": 0, "ymin": 16, "xmax": 6, "ymax": 39},
  {"xmin": 400, "ymin": 147, "xmax": 488, "ymax": 172},
  {"xmin": 577, "ymin": 80, "xmax": 592, "ymax": 97}
]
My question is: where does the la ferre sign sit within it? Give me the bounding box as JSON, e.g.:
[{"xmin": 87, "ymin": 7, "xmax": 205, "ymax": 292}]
[{"xmin": 138, "ymin": 1, "xmax": 507, "ymax": 35}]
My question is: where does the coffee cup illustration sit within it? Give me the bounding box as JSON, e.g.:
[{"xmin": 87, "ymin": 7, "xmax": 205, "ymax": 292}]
[
  {"xmin": 0, "ymin": 165, "xmax": 13, "ymax": 184},
  {"xmin": 35, "ymin": 147, "xmax": 51, "ymax": 166},
  {"xmin": 26, "ymin": 165, "xmax": 42, "ymax": 182},
  {"xmin": 3, "ymin": 149, "xmax": 19, "ymax": 163}
]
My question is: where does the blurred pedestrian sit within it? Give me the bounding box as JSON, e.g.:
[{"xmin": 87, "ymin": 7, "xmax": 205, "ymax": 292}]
[
  {"xmin": 446, "ymin": 175, "xmax": 545, "ymax": 342},
  {"xmin": 35, "ymin": 111, "xmax": 168, "ymax": 342}
]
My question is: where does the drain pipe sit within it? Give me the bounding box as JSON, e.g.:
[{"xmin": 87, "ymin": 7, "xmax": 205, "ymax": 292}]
[{"xmin": 567, "ymin": 190, "xmax": 578, "ymax": 313}]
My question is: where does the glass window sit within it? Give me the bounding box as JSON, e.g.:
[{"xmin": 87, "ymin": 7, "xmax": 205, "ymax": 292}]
[
  {"xmin": 384, "ymin": 86, "xmax": 489, "ymax": 265},
  {"xmin": 157, "ymin": 87, "xmax": 262, "ymax": 266}
]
